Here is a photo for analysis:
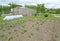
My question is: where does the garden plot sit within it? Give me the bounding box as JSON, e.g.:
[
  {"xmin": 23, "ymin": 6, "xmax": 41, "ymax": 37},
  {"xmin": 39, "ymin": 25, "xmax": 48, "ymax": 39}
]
[{"xmin": 0, "ymin": 17, "xmax": 60, "ymax": 41}]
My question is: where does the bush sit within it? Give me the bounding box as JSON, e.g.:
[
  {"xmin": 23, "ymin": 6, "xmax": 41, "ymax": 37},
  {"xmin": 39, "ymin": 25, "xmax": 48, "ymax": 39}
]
[
  {"xmin": 34, "ymin": 13, "xmax": 38, "ymax": 16},
  {"xmin": 44, "ymin": 14, "xmax": 48, "ymax": 17},
  {"xmin": 33, "ymin": 13, "xmax": 40, "ymax": 16}
]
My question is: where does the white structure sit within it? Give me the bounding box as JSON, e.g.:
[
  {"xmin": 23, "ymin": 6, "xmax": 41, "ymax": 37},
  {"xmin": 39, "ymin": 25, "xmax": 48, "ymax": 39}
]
[
  {"xmin": 13, "ymin": 6, "xmax": 36, "ymax": 15},
  {"xmin": 3, "ymin": 15, "xmax": 23, "ymax": 20},
  {"xmin": 53, "ymin": 14, "xmax": 60, "ymax": 17}
]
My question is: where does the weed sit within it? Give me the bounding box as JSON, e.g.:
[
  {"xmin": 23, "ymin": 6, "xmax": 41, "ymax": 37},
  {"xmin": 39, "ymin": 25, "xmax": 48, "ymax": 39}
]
[
  {"xmin": 13, "ymin": 24, "xmax": 16, "ymax": 27},
  {"xmin": 16, "ymin": 35, "xmax": 19, "ymax": 37},
  {"xmin": 30, "ymin": 32, "xmax": 34, "ymax": 36},
  {"xmin": 19, "ymin": 21, "xmax": 24, "ymax": 25},
  {"xmin": 53, "ymin": 38, "xmax": 58, "ymax": 41},
  {"xmin": 9, "ymin": 24, "xmax": 16, "ymax": 28},
  {"xmin": 55, "ymin": 35, "xmax": 58, "ymax": 38},
  {"xmin": 7, "ymin": 27, "xmax": 10, "ymax": 30},
  {"xmin": 32, "ymin": 24, "xmax": 34, "ymax": 27},
  {"xmin": 3, "ymin": 29, "xmax": 6, "ymax": 31},
  {"xmin": 23, "ymin": 29, "xmax": 27, "ymax": 33},
  {"xmin": 9, "ymin": 25, "xmax": 13, "ymax": 27},
  {"xmin": 21, "ymin": 32, "xmax": 24, "ymax": 34},
  {"xmin": 19, "ymin": 21, "xmax": 26, "ymax": 28},
  {"xmin": 53, "ymin": 32, "xmax": 58, "ymax": 41},
  {"xmin": 21, "ymin": 29, "xmax": 27, "ymax": 34},
  {"xmin": 40, "ymin": 18, "xmax": 47, "ymax": 25},
  {"xmin": 0, "ymin": 27, "xmax": 3, "ymax": 30},
  {"xmin": 34, "ymin": 13, "xmax": 38, "ymax": 16},
  {"xmin": 28, "ymin": 32, "xmax": 34, "ymax": 38},
  {"xmin": 8, "ymin": 32, "xmax": 11, "ymax": 34},
  {"xmin": 8, "ymin": 35, "xmax": 14, "ymax": 41},
  {"xmin": 14, "ymin": 30, "xmax": 17, "ymax": 32},
  {"xmin": 37, "ymin": 21, "xmax": 39, "ymax": 24},
  {"xmin": 21, "ymin": 24, "xmax": 25, "ymax": 28},
  {"xmin": 36, "ymin": 27, "xmax": 40, "ymax": 31},
  {"xmin": 0, "ymin": 34, "xmax": 4, "ymax": 37},
  {"xmin": 28, "ymin": 35, "xmax": 31, "ymax": 38}
]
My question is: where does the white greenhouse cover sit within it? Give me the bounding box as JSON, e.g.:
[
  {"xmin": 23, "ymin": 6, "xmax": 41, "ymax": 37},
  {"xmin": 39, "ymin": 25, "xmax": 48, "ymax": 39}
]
[
  {"xmin": 53, "ymin": 14, "xmax": 60, "ymax": 17},
  {"xmin": 3, "ymin": 15, "xmax": 23, "ymax": 20}
]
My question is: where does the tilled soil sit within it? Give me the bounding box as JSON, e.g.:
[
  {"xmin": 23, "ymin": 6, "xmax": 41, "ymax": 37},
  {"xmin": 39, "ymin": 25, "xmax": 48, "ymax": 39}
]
[{"xmin": 0, "ymin": 19, "xmax": 60, "ymax": 41}]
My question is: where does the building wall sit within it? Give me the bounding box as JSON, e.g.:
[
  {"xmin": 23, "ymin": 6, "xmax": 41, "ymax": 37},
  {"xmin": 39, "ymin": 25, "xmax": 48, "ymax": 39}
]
[{"xmin": 13, "ymin": 7, "xmax": 36, "ymax": 15}]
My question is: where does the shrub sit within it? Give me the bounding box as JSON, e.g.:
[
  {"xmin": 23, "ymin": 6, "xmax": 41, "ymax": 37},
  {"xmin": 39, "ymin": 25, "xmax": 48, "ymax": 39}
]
[
  {"xmin": 44, "ymin": 14, "xmax": 48, "ymax": 17},
  {"xmin": 34, "ymin": 13, "xmax": 38, "ymax": 16}
]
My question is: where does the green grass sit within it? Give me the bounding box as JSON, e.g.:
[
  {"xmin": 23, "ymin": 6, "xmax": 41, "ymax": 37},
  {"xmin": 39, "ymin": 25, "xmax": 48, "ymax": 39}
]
[{"xmin": 0, "ymin": 13, "xmax": 60, "ymax": 23}]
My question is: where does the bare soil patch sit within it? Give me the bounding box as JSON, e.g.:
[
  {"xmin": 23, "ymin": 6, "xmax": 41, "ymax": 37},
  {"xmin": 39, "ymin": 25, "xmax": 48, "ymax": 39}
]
[{"xmin": 0, "ymin": 18, "xmax": 60, "ymax": 41}]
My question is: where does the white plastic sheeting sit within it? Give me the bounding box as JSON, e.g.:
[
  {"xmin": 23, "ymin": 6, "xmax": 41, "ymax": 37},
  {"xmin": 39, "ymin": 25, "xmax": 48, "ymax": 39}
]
[
  {"xmin": 53, "ymin": 14, "xmax": 60, "ymax": 17},
  {"xmin": 3, "ymin": 15, "xmax": 23, "ymax": 20}
]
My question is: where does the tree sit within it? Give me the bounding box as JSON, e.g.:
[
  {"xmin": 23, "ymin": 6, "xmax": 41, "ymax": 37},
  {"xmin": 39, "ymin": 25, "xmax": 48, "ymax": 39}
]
[
  {"xmin": 41, "ymin": 4, "xmax": 45, "ymax": 13},
  {"xmin": 0, "ymin": 6, "xmax": 2, "ymax": 16},
  {"xmin": 36, "ymin": 4, "xmax": 41, "ymax": 13},
  {"xmin": 36, "ymin": 4, "xmax": 45, "ymax": 13},
  {"xmin": 2, "ymin": 6, "xmax": 11, "ymax": 14},
  {"xmin": 8, "ymin": 3, "xmax": 22, "ymax": 14},
  {"xmin": 25, "ymin": 5, "xmax": 36, "ymax": 9}
]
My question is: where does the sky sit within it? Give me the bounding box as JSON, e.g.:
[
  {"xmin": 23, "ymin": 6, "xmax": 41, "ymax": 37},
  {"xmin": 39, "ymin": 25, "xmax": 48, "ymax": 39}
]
[{"xmin": 0, "ymin": 0, "xmax": 60, "ymax": 8}]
